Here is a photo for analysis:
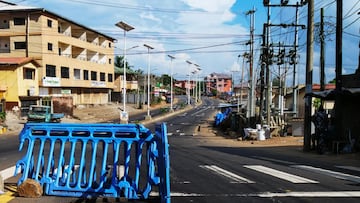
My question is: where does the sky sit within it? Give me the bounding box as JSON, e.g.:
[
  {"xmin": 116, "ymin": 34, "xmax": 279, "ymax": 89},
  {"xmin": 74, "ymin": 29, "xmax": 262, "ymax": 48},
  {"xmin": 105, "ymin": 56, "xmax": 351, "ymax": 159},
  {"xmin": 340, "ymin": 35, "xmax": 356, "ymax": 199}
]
[{"xmin": 8, "ymin": 0, "xmax": 360, "ymax": 86}]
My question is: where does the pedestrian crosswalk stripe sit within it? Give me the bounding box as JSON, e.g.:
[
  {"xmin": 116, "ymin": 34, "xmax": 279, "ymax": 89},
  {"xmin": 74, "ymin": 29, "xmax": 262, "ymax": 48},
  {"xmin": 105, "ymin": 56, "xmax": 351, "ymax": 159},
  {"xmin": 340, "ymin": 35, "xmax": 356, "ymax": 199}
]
[
  {"xmin": 244, "ymin": 165, "xmax": 318, "ymax": 184},
  {"xmin": 336, "ymin": 165, "xmax": 360, "ymax": 172},
  {"xmin": 150, "ymin": 191, "xmax": 360, "ymax": 198},
  {"xmin": 199, "ymin": 165, "xmax": 255, "ymax": 183},
  {"xmin": 292, "ymin": 165, "xmax": 360, "ymax": 184}
]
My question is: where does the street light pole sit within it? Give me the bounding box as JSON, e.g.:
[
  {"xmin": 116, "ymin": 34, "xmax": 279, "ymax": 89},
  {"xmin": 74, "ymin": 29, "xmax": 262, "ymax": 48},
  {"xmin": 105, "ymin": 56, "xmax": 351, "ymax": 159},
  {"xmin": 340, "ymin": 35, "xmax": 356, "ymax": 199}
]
[
  {"xmin": 115, "ymin": 21, "xmax": 134, "ymax": 124},
  {"xmin": 168, "ymin": 55, "xmax": 175, "ymax": 112},
  {"xmin": 194, "ymin": 64, "xmax": 201, "ymax": 103},
  {"xmin": 144, "ymin": 44, "xmax": 154, "ymax": 120},
  {"xmin": 186, "ymin": 60, "xmax": 192, "ymax": 105}
]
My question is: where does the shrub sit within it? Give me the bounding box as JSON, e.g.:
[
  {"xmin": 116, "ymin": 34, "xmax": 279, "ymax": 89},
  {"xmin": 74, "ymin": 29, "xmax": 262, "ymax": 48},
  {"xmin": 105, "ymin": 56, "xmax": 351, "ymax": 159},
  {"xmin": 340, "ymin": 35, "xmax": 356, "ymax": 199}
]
[{"xmin": 0, "ymin": 111, "xmax": 6, "ymax": 122}]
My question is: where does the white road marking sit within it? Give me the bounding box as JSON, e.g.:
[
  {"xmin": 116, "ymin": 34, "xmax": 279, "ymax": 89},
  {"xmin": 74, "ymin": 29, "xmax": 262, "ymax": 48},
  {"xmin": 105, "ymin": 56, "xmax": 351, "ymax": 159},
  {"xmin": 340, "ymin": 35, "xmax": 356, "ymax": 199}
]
[
  {"xmin": 244, "ymin": 165, "xmax": 318, "ymax": 184},
  {"xmin": 117, "ymin": 165, "xmax": 125, "ymax": 178},
  {"xmin": 336, "ymin": 165, "xmax": 360, "ymax": 172},
  {"xmin": 150, "ymin": 191, "xmax": 360, "ymax": 197},
  {"xmin": 0, "ymin": 166, "xmax": 19, "ymax": 180},
  {"xmin": 53, "ymin": 165, "xmax": 80, "ymax": 179},
  {"xmin": 199, "ymin": 165, "xmax": 254, "ymax": 183},
  {"xmin": 167, "ymin": 133, "xmax": 173, "ymax": 136},
  {"xmin": 190, "ymin": 107, "xmax": 210, "ymax": 116},
  {"xmin": 254, "ymin": 191, "xmax": 360, "ymax": 198},
  {"xmin": 252, "ymin": 156, "xmax": 298, "ymax": 165},
  {"xmin": 293, "ymin": 165, "xmax": 360, "ymax": 183}
]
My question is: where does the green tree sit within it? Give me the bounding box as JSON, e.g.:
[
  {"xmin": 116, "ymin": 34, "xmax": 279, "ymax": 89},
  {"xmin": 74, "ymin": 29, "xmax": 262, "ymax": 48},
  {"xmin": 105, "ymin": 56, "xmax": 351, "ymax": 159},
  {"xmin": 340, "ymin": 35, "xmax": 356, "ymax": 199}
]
[
  {"xmin": 328, "ymin": 78, "xmax": 336, "ymax": 84},
  {"xmin": 158, "ymin": 74, "xmax": 172, "ymax": 86},
  {"xmin": 114, "ymin": 56, "xmax": 132, "ymax": 69}
]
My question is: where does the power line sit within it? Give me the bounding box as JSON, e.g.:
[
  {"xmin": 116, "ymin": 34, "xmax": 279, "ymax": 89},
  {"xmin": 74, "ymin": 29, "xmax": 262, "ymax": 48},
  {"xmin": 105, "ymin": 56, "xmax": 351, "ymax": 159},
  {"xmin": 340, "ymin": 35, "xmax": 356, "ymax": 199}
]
[
  {"xmin": 344, "ymin": 16, "xmax": 360, "ymax": 30},
  {"xmin": 62, "ymin": 0, "xmax": 221, "ymax": 14},
  {"xmin": 344, "ymin": 0, "xmax": 360, "ymax": 19}
]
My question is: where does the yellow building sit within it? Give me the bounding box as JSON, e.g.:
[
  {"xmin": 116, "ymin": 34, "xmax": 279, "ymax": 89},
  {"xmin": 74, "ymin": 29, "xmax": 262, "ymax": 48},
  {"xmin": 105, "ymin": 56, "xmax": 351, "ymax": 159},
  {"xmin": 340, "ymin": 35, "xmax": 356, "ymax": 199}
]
[
  {"xmin": 0, "ymin": 1, "xmax": 115, "ymax": 109},
  {"xmin": 0, "ymin": 57, "xmax": 40, "ymax": 110}
]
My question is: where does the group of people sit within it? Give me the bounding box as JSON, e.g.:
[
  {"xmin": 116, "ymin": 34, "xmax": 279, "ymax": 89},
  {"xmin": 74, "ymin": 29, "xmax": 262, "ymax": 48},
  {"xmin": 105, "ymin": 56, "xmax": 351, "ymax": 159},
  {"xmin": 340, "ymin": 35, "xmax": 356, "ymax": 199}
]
[{"xmin": 311, "ymin": 105, "xmax": 335, "ymax": 153}]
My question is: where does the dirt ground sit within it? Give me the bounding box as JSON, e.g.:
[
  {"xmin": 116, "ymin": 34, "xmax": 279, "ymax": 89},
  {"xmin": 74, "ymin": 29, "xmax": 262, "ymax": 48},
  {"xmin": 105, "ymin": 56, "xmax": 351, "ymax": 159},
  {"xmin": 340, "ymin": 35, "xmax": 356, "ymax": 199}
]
[
  {"xmin": 197, "ymin": 120, "xmax": 304, "ymax": 148},
  {"xmin": 2, "ymin": 102, "xmax": 304, "ymax": 148}
]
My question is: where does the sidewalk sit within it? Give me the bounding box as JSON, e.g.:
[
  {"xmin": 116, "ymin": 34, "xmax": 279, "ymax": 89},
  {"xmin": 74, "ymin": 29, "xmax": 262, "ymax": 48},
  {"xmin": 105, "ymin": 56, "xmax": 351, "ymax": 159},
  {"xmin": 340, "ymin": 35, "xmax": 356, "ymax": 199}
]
[{"xmin": 196, "ymin": 117, "xmax": 360, "ymax": 166}]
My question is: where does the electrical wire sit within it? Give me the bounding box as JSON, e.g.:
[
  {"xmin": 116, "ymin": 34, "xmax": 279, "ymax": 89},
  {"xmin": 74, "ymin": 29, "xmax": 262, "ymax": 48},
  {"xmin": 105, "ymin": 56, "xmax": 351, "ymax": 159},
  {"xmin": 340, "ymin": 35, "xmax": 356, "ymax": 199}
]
[
  {"xmin": 344, "ymin": 16, "xmax": 360, "ymax": 30},
  {"xmin": 61, "ymin": 0, "xmax": 222, "ymax": 14},
  {"xmin": 343, "ymin": 0, "xmax": 360, "ymax": 19}
]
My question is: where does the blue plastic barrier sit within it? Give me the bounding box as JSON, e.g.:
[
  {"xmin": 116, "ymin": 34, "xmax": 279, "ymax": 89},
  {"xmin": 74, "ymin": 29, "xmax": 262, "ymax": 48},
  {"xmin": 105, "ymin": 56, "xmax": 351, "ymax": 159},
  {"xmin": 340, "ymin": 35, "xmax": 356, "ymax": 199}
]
[
  {"xmin": 214, "ymin": 107, "xmax": 231, "ymax": 126},
  {"xmin": 15, "ymin": 123, "xmax": 170, "ymax": 203}
]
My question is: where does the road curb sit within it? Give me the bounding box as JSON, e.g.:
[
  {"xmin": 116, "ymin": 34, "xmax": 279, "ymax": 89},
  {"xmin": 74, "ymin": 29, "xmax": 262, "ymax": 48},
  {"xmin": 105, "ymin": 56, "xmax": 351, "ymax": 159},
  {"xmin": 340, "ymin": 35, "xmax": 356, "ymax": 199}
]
[
  {"xmin": 0, "ymin": 175, "xmax": 3, "ymax": 194},
  {"xmin": 140, "ymin": 105, "xmax": 193, "ymax": 125}
]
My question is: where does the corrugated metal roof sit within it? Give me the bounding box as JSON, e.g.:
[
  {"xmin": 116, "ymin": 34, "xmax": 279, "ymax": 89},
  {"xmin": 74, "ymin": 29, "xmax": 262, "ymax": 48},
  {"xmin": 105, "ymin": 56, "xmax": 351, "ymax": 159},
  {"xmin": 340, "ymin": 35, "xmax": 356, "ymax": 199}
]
[{"xmin": 0, "ymin": 57, "xmax": 40, "ymax": 66}]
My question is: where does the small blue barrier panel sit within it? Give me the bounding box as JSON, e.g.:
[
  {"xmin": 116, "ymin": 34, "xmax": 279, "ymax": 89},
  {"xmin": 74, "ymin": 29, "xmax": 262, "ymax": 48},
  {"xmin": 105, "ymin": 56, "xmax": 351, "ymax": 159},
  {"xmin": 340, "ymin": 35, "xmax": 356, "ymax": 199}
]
[
  {"xmin": 214, "ymin": 107, "xmax": 231, "ymax": 126},
  {"xmin": 15, "ymin": 122, "xmax": 171, "ymax": 203}
]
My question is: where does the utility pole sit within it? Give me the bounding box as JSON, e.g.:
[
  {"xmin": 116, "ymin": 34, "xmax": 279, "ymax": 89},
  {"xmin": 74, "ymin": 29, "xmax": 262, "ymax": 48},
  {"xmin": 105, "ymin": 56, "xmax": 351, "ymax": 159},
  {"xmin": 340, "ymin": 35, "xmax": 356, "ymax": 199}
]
[
  {"xmin": 304, "ymin": 0, "xmax": 314, "ymax": 152},
  {"xmin": 277, "ymin": 45, "xmax": 285, "ymax": 116},
  {"xmin": 263, "ymin": 0, "xmax": 306, "ymax": 124},
  {"xmin": 320, "ymin": 8, "xmax": 326, "ymax": 91},
  {"xmin": 265, "ymin": 4, "xmax": 272, "ymax": 126},
  {"xmin": 335, "ymin": 0, "xmax": 343, "ymax": 140},
  {"xmin": 246, "ymin": 8, "xmax": 256, "ymax": 119},
  {"xmin": 260, "ymin": 26, "xmax": 266, "ymax": 124},
  {"xmin": 292, "ymin": 3, "xmax": 300, "ymax": 116},
  {"xmin": 240, "ymin": 53, "xmax": 248, "ymax": 110}
]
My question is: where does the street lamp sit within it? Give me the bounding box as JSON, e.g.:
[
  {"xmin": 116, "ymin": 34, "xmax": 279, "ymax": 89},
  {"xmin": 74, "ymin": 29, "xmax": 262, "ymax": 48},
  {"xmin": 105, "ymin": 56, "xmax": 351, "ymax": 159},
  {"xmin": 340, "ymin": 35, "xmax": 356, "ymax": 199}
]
[
  {"xmin": 194, "ymin": 64, "xmax": 201, "ymax": 103},
  {"xmin": 186, "ymin": 60, "xmax": 192, "ymax": 105},
  {"xmin": 144, "ymin": 44, "xmax": 154, "ymax": 120},
  {"xmin": 115, "ymin": 21, "xmax": 134, "ymax": 123},
  {"xmin": 168, "ymin": 55, "xmax": 175, "ymax": 112}
]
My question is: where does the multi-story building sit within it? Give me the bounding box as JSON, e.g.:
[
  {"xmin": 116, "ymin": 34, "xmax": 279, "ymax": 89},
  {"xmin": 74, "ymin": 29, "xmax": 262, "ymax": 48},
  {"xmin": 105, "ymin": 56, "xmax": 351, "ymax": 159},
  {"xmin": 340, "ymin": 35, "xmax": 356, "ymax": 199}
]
[
  {"xmin": 0, "ymin": 1, "xmax": 115, "ymax": 111},
  {"xmin": 204, "ymin": 73, "xmax": 232, "ymax": 96}
]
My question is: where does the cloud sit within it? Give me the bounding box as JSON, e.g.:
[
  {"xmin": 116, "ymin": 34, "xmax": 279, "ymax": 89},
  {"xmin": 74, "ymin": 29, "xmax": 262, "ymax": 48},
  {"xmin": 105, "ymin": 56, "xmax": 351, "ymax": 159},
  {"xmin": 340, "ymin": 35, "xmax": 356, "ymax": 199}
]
[
  {"xmin": 181, "ymin": 0, "xmax": 236, "ymax": 12},
  {"xmin": 139, "ymin": 12, "xmax": 162, "ymax": 24}
]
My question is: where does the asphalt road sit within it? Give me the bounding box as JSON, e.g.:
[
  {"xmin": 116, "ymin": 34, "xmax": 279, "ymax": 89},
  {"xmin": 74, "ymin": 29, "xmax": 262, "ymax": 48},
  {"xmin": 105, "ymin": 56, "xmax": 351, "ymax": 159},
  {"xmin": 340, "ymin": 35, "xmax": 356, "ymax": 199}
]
[{"xmin": 1, "ymin": 97, "xmax": 360, "ymax": 203}]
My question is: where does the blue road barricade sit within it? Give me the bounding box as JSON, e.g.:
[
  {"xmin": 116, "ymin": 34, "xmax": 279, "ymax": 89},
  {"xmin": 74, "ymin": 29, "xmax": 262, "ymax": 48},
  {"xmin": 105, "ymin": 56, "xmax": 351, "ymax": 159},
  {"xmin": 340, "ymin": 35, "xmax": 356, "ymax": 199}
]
[
  {"xmin": 214, "ymin": 107, "xmax": 231, "ymax": 126},
  {"xmin": 14, "ymin": 122, "xmax": 171, "ymax": 203}
]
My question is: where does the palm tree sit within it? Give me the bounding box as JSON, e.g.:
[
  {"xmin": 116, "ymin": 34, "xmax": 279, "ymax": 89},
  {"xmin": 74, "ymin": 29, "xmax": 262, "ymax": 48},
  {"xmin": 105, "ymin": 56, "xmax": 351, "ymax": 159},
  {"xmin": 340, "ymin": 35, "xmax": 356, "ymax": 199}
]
[{"xmin": 114, "ymin": 56, "xmax": 132, "ymax": 70}]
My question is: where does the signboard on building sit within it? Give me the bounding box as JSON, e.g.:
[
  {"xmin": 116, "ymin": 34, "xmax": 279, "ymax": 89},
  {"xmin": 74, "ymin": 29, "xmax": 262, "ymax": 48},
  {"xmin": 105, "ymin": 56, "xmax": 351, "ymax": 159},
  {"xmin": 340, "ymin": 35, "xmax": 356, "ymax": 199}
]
[
  {"xmin": 42, "ymin": 77, "xmax": 61, "ymax": 87},
  {"xmin": 91, "ymin": 81, "xmax": 106, "ymax": 87},
  {"xmin": 61, "ymin": 89, "xmax": 71, "ymax": 95}
]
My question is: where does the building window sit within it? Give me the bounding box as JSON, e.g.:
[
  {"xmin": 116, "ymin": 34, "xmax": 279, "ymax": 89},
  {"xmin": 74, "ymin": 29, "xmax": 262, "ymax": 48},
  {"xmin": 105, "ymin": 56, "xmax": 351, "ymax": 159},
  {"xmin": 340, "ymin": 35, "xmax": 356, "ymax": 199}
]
[
  {"xmin": 46, "ymin": 64, "xmax": 56, "ymax": 77},
  {"xmin": 48, "ymin": 43, "xmax": 53, "ymax": 51},
  {"xmin": 108, "ymin": 73, "xmax": 113, "ymax": 82},
  {"xmin": 58, "ymin": 48, "xmax": 61, "ymax": 56},
  {"xmin": 83, "ymin": 70, "xmax": 89, "ymax": 80},
  {"xmin": 13, "ymin": 17, "xmax": 25, "ymax": 25},
  {"xmin": 61, "ymin": 66, "xmax": 69, "ymax": 78},
  {"xmin": 109, "ymin": 42, "xmax": 111, "ymax": 48},
  {"xmin": 100, "ymin": 72, "xmax": 105, "ymax": 81},
  {"xmin": 91, "ymin": 71, "xmax": 97, "ymax": 81},
  {"xmin": 74, "ymin": 68, "xmax": 81, "ymax": 80},
  {"xmin": 14, "ymin": 42, "xmax": 26, "ymax": 49},
  {"xmin": 23, "ymin": 68, "xmax": 35, "ymax": 80},
  {"xmin": 108, "ymin": 58, "xmax": 112, "ymax": 64},
  {"xmin": 47, "ymin": 19, "xmax": 52, "ymax": 27}
]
